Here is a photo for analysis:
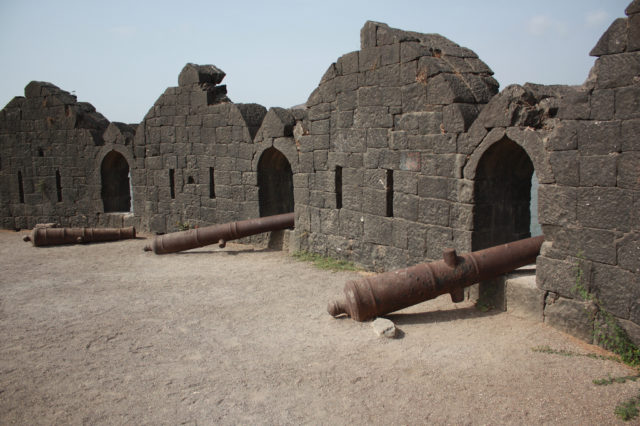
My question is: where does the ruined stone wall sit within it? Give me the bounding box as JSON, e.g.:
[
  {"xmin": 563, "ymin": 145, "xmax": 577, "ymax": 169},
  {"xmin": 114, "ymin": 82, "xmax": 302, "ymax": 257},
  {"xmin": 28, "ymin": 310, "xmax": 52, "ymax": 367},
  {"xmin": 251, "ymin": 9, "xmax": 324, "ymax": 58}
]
[
  {"xmin": 0, "ymin": 82, "xmax": 137, "ymax": 230},
  {"xmin": 292, "ymin": 21, "xmax": 499, "ymax": 271},
  {"xmin": 134, "ymin": 64, "xmax": 268, "ymax": 233},
  {"xmin": 0, "ymin": 2, "xmax": 638, "ymax": 348},
  {"xmin": 534, "ymin": 2, "xmax": 640, "ymax": 343}
]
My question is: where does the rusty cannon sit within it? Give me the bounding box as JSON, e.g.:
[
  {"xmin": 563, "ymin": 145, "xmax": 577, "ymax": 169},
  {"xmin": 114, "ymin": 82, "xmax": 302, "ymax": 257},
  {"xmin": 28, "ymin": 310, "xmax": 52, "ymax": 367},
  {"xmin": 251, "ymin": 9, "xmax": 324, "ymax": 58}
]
[
  {"xmin": 24, "ymin": 226, "xmax": 136, "ymax": 247},
  {"xmin": 144, "ymin": 212, "xmax": 295, "ymax": 254},
  {"xmin": 328, "ymin": 235, "xmax": 544, "ymax": 321}
]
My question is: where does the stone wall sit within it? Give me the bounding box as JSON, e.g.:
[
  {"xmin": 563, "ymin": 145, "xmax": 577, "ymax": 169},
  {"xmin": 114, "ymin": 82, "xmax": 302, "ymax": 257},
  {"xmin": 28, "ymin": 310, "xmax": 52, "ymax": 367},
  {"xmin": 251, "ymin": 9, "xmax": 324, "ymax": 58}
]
[
  {"xmin": 0, "ymin": 81, "xmax": 137, "ymax": 230},
  {"xmin": 534, "ymin": 1, "xmax": 640, "ymax": 343},
  {"xmin": 293, "ymin": 21, "xmax": 499, "ymax": 271},
  {"xmin": 0, "ymin": 1, "xmax": 638, "ymax": 347}
]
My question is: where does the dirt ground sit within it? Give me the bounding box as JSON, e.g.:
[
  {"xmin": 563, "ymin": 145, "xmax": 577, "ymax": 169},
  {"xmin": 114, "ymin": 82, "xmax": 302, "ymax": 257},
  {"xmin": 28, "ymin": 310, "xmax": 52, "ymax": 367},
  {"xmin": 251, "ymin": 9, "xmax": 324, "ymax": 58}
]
[{"xmin": 1, "ymin": 229, "xmax": 639, "ymax": 425}]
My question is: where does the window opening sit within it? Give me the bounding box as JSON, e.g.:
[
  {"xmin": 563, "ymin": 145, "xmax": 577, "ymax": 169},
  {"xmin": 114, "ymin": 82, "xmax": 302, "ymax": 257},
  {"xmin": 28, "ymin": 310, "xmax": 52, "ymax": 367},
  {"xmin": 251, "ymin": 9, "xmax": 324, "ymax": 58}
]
[
  {"xmin": 18, "ymin": 171, "xmax": 24, "ymax": 203},
  {"xmin": 386, "ymin": 169, "xmax": 394, "ymax": 217},
  {"xmin": 55, "ymin": 170, "xmax": 62, "ymax": 202},
  {"xmin": 335, "ymin": 166, "xmax": 343, "ymax": 209},
  {"xmin": 169, "ymin": 169, "xmax": 175, "ymax": 199},
  {"xmin": 209, "ymin": 167, "xmax": 215, "ymax": 198}
]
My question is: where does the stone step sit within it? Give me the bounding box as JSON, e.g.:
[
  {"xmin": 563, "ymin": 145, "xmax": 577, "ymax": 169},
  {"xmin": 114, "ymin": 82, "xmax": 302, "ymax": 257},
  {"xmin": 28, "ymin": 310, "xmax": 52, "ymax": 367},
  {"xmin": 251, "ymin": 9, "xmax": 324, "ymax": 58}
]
[{"xmin": 505, "ymin": 273, "xmax": 545, "ymax": 322}]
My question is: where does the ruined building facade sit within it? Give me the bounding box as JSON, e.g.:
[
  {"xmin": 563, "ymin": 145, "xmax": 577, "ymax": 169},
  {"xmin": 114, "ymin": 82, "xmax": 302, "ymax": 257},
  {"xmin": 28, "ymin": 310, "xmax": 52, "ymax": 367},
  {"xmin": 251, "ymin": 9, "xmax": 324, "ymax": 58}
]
[{"xmin": 1, "ymin": 2, "xmax": 639, "ymax": 344}]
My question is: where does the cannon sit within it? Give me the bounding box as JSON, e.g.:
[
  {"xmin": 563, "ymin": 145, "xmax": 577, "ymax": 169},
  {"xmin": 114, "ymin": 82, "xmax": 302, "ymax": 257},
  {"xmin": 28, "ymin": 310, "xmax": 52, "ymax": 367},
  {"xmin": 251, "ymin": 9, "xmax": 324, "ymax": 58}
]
[
  {"xmin": 328, "ymin": 235, "xmax": 544, "ymax": 321},
  {"xmin": 24, "ymin": 226, "xmax": 136, "ymax": 247},
  {"xmin": 144, "ymin": 212, "xmax": 295, "ymax": 254}
]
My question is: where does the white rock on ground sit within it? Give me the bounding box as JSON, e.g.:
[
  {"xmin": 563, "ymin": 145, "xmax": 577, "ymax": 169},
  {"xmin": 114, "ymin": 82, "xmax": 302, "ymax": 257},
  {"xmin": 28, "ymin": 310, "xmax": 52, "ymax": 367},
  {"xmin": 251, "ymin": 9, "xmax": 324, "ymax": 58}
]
[{"xmin": 372, "ymin": 317, "xmax": 397, "ymax": 338}]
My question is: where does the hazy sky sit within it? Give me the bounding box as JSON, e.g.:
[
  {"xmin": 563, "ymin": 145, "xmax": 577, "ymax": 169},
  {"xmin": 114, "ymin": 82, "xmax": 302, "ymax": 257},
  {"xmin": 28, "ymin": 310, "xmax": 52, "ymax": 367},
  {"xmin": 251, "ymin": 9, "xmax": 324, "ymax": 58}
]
[{"xmin": 0, "ymin": 0, "xmax": 631, "ymax": 124}]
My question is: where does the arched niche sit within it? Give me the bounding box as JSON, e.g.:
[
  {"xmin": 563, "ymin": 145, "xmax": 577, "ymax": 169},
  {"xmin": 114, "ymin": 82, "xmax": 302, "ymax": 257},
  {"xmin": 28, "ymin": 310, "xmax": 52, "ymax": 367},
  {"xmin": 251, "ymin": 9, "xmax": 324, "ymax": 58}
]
[
  {"xmin": 257, "ymin": 147, "xmax": 294, "ymax": 217},
  {"xmin": 101, "ymin": 150, "xmax": 131, "ymax": 213},
  {"xmin": 472, "ymin": 137, "xmax": 537, "ymax": 251}
]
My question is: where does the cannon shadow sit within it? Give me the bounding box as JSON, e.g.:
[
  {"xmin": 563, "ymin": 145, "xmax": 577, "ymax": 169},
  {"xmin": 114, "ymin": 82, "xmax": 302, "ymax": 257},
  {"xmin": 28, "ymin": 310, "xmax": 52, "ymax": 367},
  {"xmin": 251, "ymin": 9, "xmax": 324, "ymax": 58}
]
[{"xmin": 386, "ymin": 305, "xmax": 501, "ymax": 326}]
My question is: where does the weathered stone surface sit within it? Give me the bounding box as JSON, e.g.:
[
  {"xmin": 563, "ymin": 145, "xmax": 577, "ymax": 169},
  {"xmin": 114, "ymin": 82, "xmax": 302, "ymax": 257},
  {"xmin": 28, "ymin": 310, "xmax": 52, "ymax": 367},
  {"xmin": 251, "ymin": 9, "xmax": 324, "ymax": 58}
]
[
  {"xmin": 536, "ymin": 256, "xmax": 584, "ymax": 296},
  {"xmin": 372, "ymin": 317, "xmax": 397, "ymax": 338},
  {"xmin": 443, "ymin": 103, "xmax": 479, "ymax": 133},
  {"xmin": 592, "ymin": 262, "xmax": 638, "ymax": 319},
  {"xmin": 506, "ymin": 274, "xmax": 544, "ymax": 322},
  {"xmin": 579, "ymin": 155, "xmax": 617, "ymax": 187},
  {"xmin": 628, "ymin": 0, "xmax": 640, "ymax": 15},
  {"xmin": 593, "ymin": 52, "xmax": 640, "ymax": 89},
  {"xmin": 577, "ymin": 187, "xmax": 632, "ymax": 231},
  {"xmin": 178, "ymin": 63, "xmax": 225, "ymax": 86},
  {"xmin": 544, "ymin": 296, "xmax": 596, "ymax": 343},
  {"xmin": 629, "ymin": 13, "xmax": 640, "ymax": 52},
  {"xmin": 617, "ymin": 232, "xmax": 640, "ymax": 273},
  {"xmin": 590, "ymin": 18, "xmax": 628, "ymax": 57},
  {"xmin": 537, "ymin": 185, "xmax": 576, "ymax": 226}
]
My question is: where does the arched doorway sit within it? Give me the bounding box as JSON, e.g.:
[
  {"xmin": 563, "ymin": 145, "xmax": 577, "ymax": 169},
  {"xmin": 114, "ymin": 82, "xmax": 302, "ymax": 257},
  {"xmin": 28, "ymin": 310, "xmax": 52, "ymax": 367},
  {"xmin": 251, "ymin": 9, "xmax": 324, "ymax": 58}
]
[
  {"xmin": 101, "ymin": 150, "xmax": 131, "ymax": 213},
  {"xmin": 472, "ymin": 137, "xmax": 536, "ymax": 251},
  {"xmin": 257, "ymin": 147, "xmax": 294, "ymax": 217}
]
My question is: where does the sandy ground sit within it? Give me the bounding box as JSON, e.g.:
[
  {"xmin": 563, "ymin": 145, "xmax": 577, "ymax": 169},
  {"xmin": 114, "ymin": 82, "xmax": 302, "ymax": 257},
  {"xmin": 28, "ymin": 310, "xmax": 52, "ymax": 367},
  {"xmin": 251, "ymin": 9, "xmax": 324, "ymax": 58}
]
[{"xmin": 1, "ymin": 229, "xmax": 639, "ymax": 425}]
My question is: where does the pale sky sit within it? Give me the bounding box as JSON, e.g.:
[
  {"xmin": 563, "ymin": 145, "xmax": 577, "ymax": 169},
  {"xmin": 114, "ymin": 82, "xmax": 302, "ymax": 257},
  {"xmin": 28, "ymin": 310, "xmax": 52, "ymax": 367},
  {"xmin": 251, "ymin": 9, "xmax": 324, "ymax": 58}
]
[{"xmin": 0, "ymin": 0, "xmax": 631, "ymax": 124}]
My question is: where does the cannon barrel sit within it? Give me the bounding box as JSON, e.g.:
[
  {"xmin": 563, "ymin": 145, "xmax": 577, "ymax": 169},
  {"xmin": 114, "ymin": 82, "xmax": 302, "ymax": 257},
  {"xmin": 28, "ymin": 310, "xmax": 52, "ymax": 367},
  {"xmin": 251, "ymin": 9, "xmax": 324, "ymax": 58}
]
[
  {"xmin": 144, "ymin": 212, "xmax": 295, "ymax": 254},
  {"xmin": 328, "ymin": 235, "xmax": 544, "ymax": 321},
  {"xmin": 25, "ymin": 226, "xmax": 136, "ymax": 247}
]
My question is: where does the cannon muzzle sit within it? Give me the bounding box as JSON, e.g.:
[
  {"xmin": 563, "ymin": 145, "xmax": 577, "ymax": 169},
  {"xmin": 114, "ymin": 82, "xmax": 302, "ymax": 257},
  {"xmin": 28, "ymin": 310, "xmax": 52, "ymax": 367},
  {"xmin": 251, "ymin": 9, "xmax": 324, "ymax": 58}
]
[
  {"xmin": 328, "ymin": 235, "xmax": 544, "ymax": 321},
  {"xmin": 26, "ymin": 226, "xmax": 136, "ymax": 247},
  {"xmin": 145, "ymin": 212, "xmax": 295, "ymax": 254}
]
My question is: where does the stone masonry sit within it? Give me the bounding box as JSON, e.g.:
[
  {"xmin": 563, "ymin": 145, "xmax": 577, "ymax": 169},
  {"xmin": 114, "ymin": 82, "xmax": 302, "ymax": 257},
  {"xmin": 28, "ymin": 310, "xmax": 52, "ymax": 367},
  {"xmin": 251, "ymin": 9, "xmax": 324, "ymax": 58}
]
[{"xmin": 0, "ymin": 2, "xmax": 638, "ymax": 346}]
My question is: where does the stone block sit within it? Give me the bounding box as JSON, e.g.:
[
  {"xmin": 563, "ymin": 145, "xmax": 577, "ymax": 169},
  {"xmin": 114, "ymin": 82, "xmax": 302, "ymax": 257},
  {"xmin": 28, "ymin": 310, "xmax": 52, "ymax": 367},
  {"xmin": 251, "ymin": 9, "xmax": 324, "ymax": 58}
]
[
  {"xmin": 537, "ymin": 185, "xmax": 576, "ymax": 226},
  {"xmin": 426, "ymin": 226, "xmax": 453, "ymax": 261},
  {"xmin": 578, "ymin": 120, "xmax": 621, "ymax": 154},
  {"xmin": 618, "ymin": 152, "xmax": 640, "ymax": 189},
  {"xmin": 394, "ymin": 171, "xmax": 417, "ymax": 194},
  {"xmin": 363, "ymin": 214, "xmax": 392, "ymax": 245},
  {"xmin": 617, "ymin": 232, "xmax": 640, "ymax": 273},
  {"xmin": 354, "ymin": 106, "xmax": 393, "ymax": 128},
  {"xmin": 443, "ymin": 103, "xmax": 479, "ymax": 133},
  {"xmin": 579, "ymin": 155, "xmax": 617, "ymax": 187},
  {"xmin": 389, "ymin": 130, "xmax": 408, "ymax": 150},
  {"xmin": 418, "ymin": 198, "xmax": 450, "ymax": 227},
  {"xmin": 333, "ymin": 129, "xmax": 366, "ymax": 153},
  {"xmin": 178, "ymin": 63, "xmax": 225, "ymax": 86},
  {"xmin": 426, "ymin": 73, "xmax": 475, "ymax": 105},
  {"xmin": 337, "ymin": 51, "xmax": 359, "ymax": 75},
  {"xmin": 592, "ymin": 262, "xmax": 638, "ymax": 319},
  {"xmin": 417, "ymin": 175, "xmax": 449, "ymax": 200},
  {"xmin": 629, "ymin": 13, "xmax": 640, "ymax": 52},
  {"xmin": 339, "ymin": 208, "xmax": 363, "ymax": 239},
  {"xmin": 536, "ymin": 255, "xmax": 584, "ymax": 296},
  {"xmin": 399, "ymin": 151, "xmax": 421, "ymax": 172},
  {"xmin": 337, "ymin": 91, "xmax": 357, "ymax": 111},
  {"xmin": 558, "ymin": 89, "xmax": 591, "ymax": 120},
  {"xmin": 590, "ymin": 18, "xmax": 628, "ymax": 56},
  {"xmin": 594, "ymin": 52, "xmax": 640, "ymax": 89},
  {"xmin": 366, "ymin": 128, "xmax": 389, "ymax": 148},
  {"xmin": 449, "ymin": 203, "xmax": 473, "ymax": 230},
  {"xmin": 362, "ymin": 187, "xmax": 387, "ymax": 217},
  {"xmin": 547, "ymin": 120, "xmax": 578, "ymax": 151},
  {"xmin": 391, "ymin": 220, "xmax": 408, "ymax": 249},
  {"xmin": 401, "ymin": 83, "xmax": 427, "ymax": 112},
  {"xmin": 363, "ymin": 64, "xmax": 400, "ymax": 87},
  {"xmin": 549, "ymin": 151, "xmax": 579, "ymax": 186},
  {"xmin": 544, "ymin": 296, "xmax": 596, "ymax": 343},
  {"xmin": 320, "ymin": 208, "xmax": 339, "ymax": 235},
  {"xmin": 590, "ymin": 89, "xmax": 615, "ymax": 120},
  {"xmin": 506, "ymin": 274, "xmax": 544, "ymax": 322},
  {"xmin": 578, "ymin": 187, "xmax": 632, "ymax": 231},
  {"xmin": 615, "ymin": 87, "xmax": 640, "ymax": 120},
  {"xmin": 553, "ymin": 226, "xmax": 617, "ymax": 265},
  {"xmin": 393, "ymin": 192, "xmax": 418, "ymax": 222}
]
